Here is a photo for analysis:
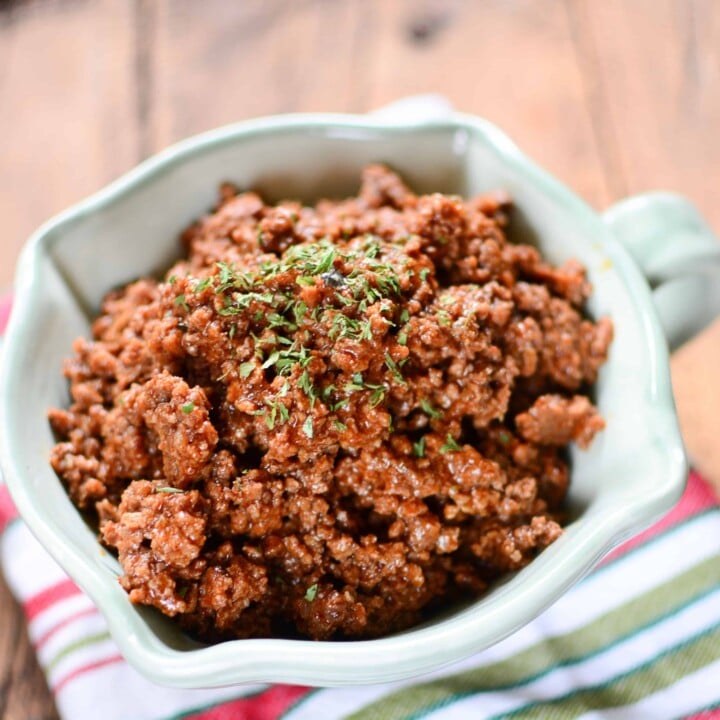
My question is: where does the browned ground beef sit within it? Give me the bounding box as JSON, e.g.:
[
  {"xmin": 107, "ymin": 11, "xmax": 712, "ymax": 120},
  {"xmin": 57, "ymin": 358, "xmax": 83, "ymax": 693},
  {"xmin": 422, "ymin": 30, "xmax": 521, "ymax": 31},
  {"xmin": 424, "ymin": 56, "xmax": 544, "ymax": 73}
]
[{"xmin": 48, "ymin": 165, "xmax": 613, "ymax": 641}]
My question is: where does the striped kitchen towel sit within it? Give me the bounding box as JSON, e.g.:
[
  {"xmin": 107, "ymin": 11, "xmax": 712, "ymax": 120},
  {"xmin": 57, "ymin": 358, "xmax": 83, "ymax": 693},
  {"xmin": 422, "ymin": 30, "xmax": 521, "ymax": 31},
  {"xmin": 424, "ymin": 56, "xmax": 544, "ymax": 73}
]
[{"xmin": 2, "ymin": 292, "xmax": 720, "ymax": 720}]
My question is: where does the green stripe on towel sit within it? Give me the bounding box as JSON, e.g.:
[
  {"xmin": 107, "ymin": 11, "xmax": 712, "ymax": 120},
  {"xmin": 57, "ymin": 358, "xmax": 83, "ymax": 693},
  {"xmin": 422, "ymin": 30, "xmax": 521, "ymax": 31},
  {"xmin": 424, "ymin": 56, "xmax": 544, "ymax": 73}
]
[
  {"xmin": 504, "ymin": 622, "xmax": 720, "ymax": 719},
  {"xmin": 45, "ymin": 631, "xmax": 111, "ymax": 674},
  {"xmin": 347, "ymin": 552, "xmax": 720, "ymax": 720}
]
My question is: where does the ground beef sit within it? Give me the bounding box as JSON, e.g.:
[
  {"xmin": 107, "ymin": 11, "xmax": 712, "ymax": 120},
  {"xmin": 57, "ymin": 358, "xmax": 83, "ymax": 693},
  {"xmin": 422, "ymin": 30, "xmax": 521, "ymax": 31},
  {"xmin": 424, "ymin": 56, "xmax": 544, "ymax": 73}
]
[{"xmin": 49, "ymin": 165, "xmax": 612, "ymax": 641}]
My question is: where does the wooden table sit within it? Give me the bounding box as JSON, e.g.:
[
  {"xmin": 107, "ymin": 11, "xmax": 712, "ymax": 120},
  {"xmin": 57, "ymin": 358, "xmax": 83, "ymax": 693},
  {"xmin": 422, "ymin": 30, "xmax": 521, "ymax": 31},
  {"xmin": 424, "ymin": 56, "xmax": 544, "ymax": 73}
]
[{"xmin": 1, "ymin": 1, "xmax": 718, "ymax": 717}]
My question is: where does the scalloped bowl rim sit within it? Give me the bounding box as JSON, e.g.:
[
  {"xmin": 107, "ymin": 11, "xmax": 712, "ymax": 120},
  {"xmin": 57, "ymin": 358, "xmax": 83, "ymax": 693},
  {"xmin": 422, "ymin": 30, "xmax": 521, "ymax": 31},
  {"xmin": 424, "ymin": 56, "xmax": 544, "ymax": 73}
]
[{"xmin": 0, "ymin": 112, "xmax": 686, "ymax": 688}]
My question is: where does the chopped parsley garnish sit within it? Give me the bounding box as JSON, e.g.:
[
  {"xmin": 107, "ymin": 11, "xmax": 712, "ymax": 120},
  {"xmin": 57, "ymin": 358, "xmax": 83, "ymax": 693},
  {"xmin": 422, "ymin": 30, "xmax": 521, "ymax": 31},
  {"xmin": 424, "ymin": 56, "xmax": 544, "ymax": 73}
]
[
  {"xmin": 194, "ymin": 277, "xmax": 212, "ymax": 292},
  {"xmin": 263, "ymin": 399, "xmax": 289, "ymax": 430},
  {"xmin": 368, "ymin": 384, "xmax": 386, "ymax": 407},
  {"xmin": 384, "ymin": 352, "xmax": 406, "ymax": 385},
  {"xmin": 304, "ymin": 583, "xmax": 318, "ymax": 602},
  {"xmin": 345, "ymin": 373, "xmax": 365, "ymax": 393},
  {"xmin": 174, "ymin": 294, "xmax": 189, "ymax": 311},
  {"xmin": 239, "ymin": 362, "xmax": 255, "ymax": 378},
  {"xmin": 413, "ymin": 436, "xmax": 426, "ymax": 458},
  {"xmin": 187, "ymin": 238, "xmax": 421, "ymax": 426},
  {"xmin": 498, "ymin": 431, "xmax": 512, "ymax": 445},
  {"xmin": 302, "ymin": 415, "xmax": 314, "ymax": 439},
  {"xmin": 155, "ymin": 486, "xmax": 184, "ymax": 494},
  {"xmin": 419, "ymin": 268, "xmax": 430, "ymax": 282},
  {"xmin": 420, "ymin": 398, "xmax": 442, "ymax": 420},
  {"xmin": 440, "ymin": 434, "xmax": 462, "ymax": 454},
  {"xmin": 181, "ymin": 402, "xmax": 195, "ymax": 414}
]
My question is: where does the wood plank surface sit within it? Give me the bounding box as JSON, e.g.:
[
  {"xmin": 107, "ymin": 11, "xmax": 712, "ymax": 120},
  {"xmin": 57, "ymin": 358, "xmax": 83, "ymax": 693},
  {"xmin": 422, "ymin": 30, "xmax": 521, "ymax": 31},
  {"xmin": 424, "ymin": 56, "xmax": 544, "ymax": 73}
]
[
  {"xmin": 0, "ymin": 573, "xmax": 60, "ymax": 720},
  {"xmin": 0, "ymin": 1, "xmax": 718, "ymax": 717},
  {"xmin": 0, "ymin": 1, "xmax": 138, "ymax": 718},
  {"xmin": 0, "ymin": 0, "xmax": 139, "ymax": 290},
  {"xmin": 571, "ymin": 0, "xmax": 720, "ymax": 486}
]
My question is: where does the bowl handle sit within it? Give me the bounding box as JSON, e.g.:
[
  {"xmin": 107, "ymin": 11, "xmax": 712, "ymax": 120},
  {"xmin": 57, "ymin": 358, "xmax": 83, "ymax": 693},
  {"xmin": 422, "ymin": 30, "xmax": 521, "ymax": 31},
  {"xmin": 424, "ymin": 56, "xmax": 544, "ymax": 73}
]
[{"xmin": 603, "ymin": 193, "xmax": 720, "ymax": 351}]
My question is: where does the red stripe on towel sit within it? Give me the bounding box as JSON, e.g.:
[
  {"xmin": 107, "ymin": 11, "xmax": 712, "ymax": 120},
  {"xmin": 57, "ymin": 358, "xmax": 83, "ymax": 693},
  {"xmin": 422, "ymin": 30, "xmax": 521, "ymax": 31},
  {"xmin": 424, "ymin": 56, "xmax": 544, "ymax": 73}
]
[
  {"xmin": 186, "ymin": 686, "xmax": 311, "ymax": 720},
  {"xmin": 684, "ymin": 708, "xmax": 720, "ymax": 720},
  {"xmin": 53, "ymin": 654, "xmax": 125, "ymax": 694},
  {"xmin": 604, "ymin": 471, "xmax": 717, "ymax": 563},
  {"xmin": 34, "ymin": 606, "xmax": 100, "ymax": 649},
  {"xmin": 0, "ymin": 294, "xmax": 11, "ymax": 334},
  {"xmin": 0, "ymin": 484, "xmax": 19, "ymax": 533},
  {"xmin": 23, "ymin": 579, "xmax": 81, "ymax": 621}
]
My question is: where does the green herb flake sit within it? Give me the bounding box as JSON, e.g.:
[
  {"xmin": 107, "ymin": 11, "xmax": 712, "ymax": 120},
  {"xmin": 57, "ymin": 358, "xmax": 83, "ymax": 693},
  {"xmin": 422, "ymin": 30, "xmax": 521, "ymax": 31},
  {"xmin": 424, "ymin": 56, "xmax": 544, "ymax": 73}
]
[
  {"xmin": 398, "ymin": 330, "xmax": 408, "ymax": 346},
  {"xmin": 333, "ymin": 419, "xmax": 347, "ymax": 432},
  {"xmin": 195, "ymin": 277, "xmax": 212, "ymax": 293},
  {"xmin": 168, "ymin": 274, "xmax": 177, "ymax": 285},
  {"xmin": 400, "ymin": 309, "xmax": 410, "ymax": 324},
  {"xmin": 174, "ymin": 294, "xmax": 189, "ymax": 312},
  {"xmin": 155, "ymin": 486, "xmax": 184, "ymax": 494},
  {"xmin": 305, "ymin": 583, "xmax": 318, "ymax": 602},
  {"xmin": 299, "ymin": 369, "xmax": 319, "ymax": 405},
  {"xmin": 413, "ymin": 436, "xmax": 426, "ymax": 458},
  {"xmin": 420, "ymin": 398, "xmax": 442, "ymax": 420},
  {"xmin": 262, "ymin": 350, "xmax": 281, "ymax": 370},
  {"xmin": 302, "ymin": 415, "xmax": 314, "ymax": 439},
  {"xmin": 420, "ymin": 268, "xmax": 431, "ymax": 282},
  {"xmin": 369, "ymin": 385, "xmax": 386, "ymax": 407},
  {"xmin": 239, "ymin": 362, "xmax": 254, "ymax": 378},
  {"xmin": 498, "ymin": 431, "xmax": 512, "ymax": 445},
  {"xmin": 384, "ymin": 352, "xmax": 406, "ymax": 385},
  {"xmin": 216, "ymin": 261, "xmax": 234, "ymax": 286},
  {"xmin": 181, "ymin": 402, "xmax": 195, "ymax": 414},
  {"xmin": 177, "ymin": 586, "xmax": 188, "ymax": 599},
  {"xmin": 265, "ymin": 405, "xmax": 277, "ymax": 430},
  {"xmin": 440, "ymin": 434, "xmax": 462, "ymax": 454}
]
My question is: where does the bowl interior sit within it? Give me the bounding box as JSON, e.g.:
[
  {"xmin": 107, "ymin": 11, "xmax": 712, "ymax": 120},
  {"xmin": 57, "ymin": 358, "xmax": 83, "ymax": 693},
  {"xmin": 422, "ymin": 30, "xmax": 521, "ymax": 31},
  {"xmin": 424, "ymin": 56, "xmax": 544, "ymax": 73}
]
[{"xmin": 0, "ymin": 117, "xmax": 686, "ymax": 685}]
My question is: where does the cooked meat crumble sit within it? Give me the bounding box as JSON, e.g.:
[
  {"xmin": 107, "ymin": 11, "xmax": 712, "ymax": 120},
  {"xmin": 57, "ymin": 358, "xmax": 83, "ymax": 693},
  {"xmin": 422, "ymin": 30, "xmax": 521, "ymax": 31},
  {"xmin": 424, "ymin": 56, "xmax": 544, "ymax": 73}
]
[{"xmin": 49, "ymin": 165, "xmax": 612, "ymax": 641}]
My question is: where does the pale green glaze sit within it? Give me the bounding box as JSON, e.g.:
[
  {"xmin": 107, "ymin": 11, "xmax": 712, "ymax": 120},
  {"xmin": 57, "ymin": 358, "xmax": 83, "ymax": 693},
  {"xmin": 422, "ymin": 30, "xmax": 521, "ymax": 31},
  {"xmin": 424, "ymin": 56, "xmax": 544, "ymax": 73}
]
[{"xmin": 1, "ymin": 111, "xmax": 719, "ymax": 688}]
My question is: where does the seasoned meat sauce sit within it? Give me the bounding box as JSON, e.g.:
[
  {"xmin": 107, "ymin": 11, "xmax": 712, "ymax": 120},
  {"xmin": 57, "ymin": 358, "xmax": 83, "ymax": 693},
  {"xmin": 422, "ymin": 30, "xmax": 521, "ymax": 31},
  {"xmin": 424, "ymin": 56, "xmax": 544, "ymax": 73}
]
[{"xmin": 49, "ymin": 165, "xmax": 612, "ymax": 641}]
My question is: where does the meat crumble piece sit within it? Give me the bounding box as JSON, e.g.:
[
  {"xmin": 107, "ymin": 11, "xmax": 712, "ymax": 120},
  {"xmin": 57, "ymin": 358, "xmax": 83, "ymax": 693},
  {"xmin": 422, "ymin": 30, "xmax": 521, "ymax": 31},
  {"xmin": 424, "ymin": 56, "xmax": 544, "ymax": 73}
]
[
  {"xmin": 49, "ymin": 165, "xmax": 612, "ymax": 641},
  {"xmin": 515, "ymin": 394, "xmax": 605, "ymax": 449}
]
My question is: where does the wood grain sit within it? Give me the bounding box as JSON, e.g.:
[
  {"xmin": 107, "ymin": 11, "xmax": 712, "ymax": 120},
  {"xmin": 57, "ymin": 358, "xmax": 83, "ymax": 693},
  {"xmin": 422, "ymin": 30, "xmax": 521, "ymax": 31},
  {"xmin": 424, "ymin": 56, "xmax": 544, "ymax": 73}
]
[
  {"xmin": 147, "ymin": 0, "xmax": 609, "ymax": 206},
  {"xmin": 0, "ymin": 0, "xmax": 139, "ymax": 289},
  {"xmin": 0, "ymin": 573, "xmax": 60, "ymax": 720},
  {"xmin": 0, "ymin": 1, "xmax": 718, "ymax": 716},
  {"xmin": 571, "ymin": 0, "xmax": 720, "ymax": 489}
]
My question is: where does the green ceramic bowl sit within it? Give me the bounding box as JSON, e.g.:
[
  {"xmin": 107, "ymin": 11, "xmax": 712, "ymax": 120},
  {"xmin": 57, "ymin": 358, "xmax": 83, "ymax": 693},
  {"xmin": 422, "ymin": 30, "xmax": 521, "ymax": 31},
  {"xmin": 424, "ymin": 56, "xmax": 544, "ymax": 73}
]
[{"xmin": 2, "ymin": 109, "xmax": 720, "ymax": 688}]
